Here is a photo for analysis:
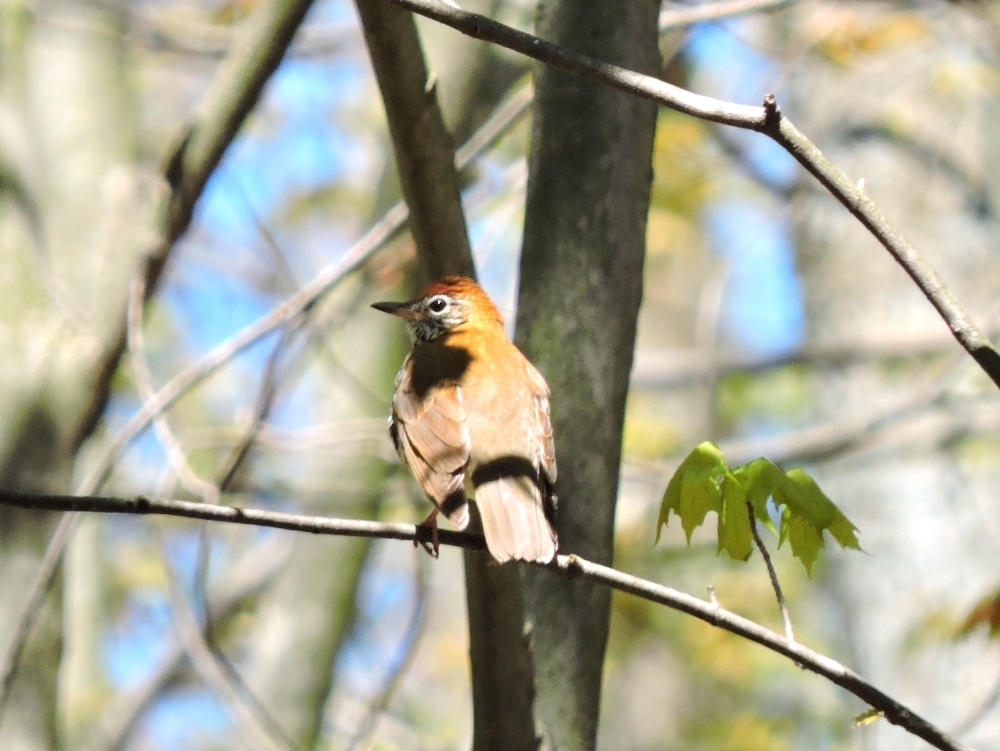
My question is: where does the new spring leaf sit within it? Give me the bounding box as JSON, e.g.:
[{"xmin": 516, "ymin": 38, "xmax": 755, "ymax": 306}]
[{"xmin": 657, "ymin": 443, "xmax": 861, "ymax": 575}]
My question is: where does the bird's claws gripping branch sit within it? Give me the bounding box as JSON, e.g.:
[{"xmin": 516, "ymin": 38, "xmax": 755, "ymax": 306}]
[{"xmin": 0, "ymin": 490, "xmax": 976, "ymax": 751}]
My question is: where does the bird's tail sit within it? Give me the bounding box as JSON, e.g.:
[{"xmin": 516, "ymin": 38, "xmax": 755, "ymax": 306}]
[{"xmin": 472, "ymin": 457, "xmax": 557, "ymax": 563}]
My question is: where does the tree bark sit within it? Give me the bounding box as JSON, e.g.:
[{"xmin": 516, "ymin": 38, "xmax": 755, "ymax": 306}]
[
  {"xmin": 352, "ymin": 5, "xmax": 542, "ymax": 749},
  {"xmin": 514, "ymin": 1, "xmax": 660, "ymax": 748}
]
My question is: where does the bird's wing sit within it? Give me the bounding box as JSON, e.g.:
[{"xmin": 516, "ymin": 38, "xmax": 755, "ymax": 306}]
[
  {"xmin": 525, "ymin": 361, "xmax": 557, "ymax": 488},
  {"xmin": 390, "ymin": 361, "xmax": 471, "ymax": 529},
  {"xmin": 472, "ymin": 360, "xmax": 558, "ymax": 564}
]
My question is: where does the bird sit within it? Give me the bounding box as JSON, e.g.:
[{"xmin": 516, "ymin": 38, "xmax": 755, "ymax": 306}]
[{"xmin": 372, "ymin": 276, "xmax": 558, "ymax": 563}]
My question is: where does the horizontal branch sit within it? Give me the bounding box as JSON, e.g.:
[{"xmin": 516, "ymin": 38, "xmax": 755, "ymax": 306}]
[
  {"xmin": 0, "ymin": 490, "xmax": 971, "ymax": 751},
  {"xmin": 658, "ymin": 0, "xmax": 796, "ymax": 31},
  {"xmin": 385, "ymin": 0, "xmax": 1000, "ymax": 393}
]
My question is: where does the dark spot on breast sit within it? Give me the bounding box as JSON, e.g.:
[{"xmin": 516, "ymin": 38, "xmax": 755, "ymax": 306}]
[{"xmin": 409, "ymin": 343, "xmax": 473, "ymax": 399}]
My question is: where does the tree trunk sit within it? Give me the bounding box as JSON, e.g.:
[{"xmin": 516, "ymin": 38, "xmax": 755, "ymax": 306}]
[{"xmin": 514, "ymin": 1, "xmax": 660, "ymax": 748}]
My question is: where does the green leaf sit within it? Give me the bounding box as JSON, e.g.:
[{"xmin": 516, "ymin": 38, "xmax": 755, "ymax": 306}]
[
  {"xmin": 772, "ymin": 468, "xmax": 861, "ymax": 575},
  {"xmin": 717, "ymin": 472, "xmax": 753, "ymax": 561},
  {"xmin": 656, "ymin": 444, "xmax": 861, "ymax": 576},
  {"xmin": 732, "ymin": 457, "xmax": 785, "ymax": 534},
  {"xmin": 657, "ymin": 442, "xmax": 727, "ymax": 543},
  {"xmin": 787, "ymin": 470, "xmax": 861, "ymax": 551}
]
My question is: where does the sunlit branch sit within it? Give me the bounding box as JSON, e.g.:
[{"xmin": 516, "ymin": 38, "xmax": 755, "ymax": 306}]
[
  {"xmin": 658, "ymin": 0, "xmax": 797, "ymax": 31},
  {"xmin": 346, "ymin": 549, "xmax": 430, "ymax": 751},
  {"xmin": 128, "ymin": 275, "xmax": 221, "ymax": 504},
  {"xmin": 0, "ymin": 490, "xmax": 971, "ymax": 751},
  {"xmin": 155, "ymin": 527, "xmax": 291, "ymax": 751},
  {"xmin": 747, "ymin": 502, "xmax": 794, "ymax": 643},
  {"xmin": 0, "ymin": 81, "xmax": 533, "ymax": 725},
  {"xmin": 385, "ymin": 0, "xmax": 1000, "ymax": 393}
]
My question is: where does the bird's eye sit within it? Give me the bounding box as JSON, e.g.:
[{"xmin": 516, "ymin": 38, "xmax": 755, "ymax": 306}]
[{"xmin": 428, "ymin": 296, "xmax": 449, "ymax": 315}]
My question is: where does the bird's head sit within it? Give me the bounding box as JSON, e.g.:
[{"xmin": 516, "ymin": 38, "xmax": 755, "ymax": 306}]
[{"xmin": 371, "ymin": 276, "xmax": 504, "ymax": 343}]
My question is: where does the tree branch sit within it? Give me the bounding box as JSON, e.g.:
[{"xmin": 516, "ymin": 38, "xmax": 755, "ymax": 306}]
[
  {"xmin": 747, "ymin": 502, "xmax": 794, "ymax": 643},
  {"xmin": 72, "ymin": 0, "xmax": 320, "ymax": 453},
  {"xmin": 0, "ymin": 80, "xmax": 532, "ymax": 728},
  {"xmin": 0, "ymin": 490, "xmax": 972, "ymax": 751},
  {"xmin": 658, "ymin": 0, "xmax": 796, "ymax": 31},
  {"xmin": 354, "ymin": 0, "xmax": 475, "ymax": 279},
  {"xmin": 384, "ymin": 0, "xmax": 1000, "ymax": 392}
]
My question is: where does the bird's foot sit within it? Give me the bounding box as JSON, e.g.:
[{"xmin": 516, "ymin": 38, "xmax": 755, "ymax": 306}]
[{"xmin": 414, "ymin": 509, "xmax": 440, "ymax": 558}]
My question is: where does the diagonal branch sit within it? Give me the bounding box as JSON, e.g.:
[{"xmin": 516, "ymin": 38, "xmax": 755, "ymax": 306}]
[
  {"xmin": 0, "ymin": 489, "xmax": 972, "ymax": 751},
  {"xmin": 0, "ymin": 82, "xmax": 532, "ymax": 727},
  {"xmin": 0, "ymin": 0, "xmax": 319, "ymax": 724},
  {"xmin": 384, "ymin": 0, "xmax": 1000, "ymax": 392},
  {"xmin": 658, "ymin": 0, "xmax": 797, "ymax": 31},
  {"xmin": 354, "ymin": 0, "xmax": 475, "ymax": 279},
  {"xmin": 73, "ymin": 0, "xmax": 320, "ymax": 453}
]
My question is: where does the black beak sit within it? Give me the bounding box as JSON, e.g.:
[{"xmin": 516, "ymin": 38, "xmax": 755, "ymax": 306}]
[{"xmin": 371, "ymin": 300, "xmax": 412, "ymax": 317}]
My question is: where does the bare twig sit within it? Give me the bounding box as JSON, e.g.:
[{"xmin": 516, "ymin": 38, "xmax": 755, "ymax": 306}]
[
  {"xmin": 128, "ymin": 274, "xmax": 220, "ymax": 504},
  {"xmin": 385, "ymin": 0, "xmax": 1000, "ymax": 392},
  {"xmin": 658, "ymin": 0, "xmax": 796, "ymax": 31},
  {"xmin": 631, "ymin": 337, "xmax": 957, "ymax": 389},
  {"xmin": 747, "ymin": 502, "xmax": 794, "ymax": 643},
  {"xmin": 0, "ymin": 80, "xmax": 533, "ymax": 723},
  {"xmin": 155, "ymin": 527, "xmax": 290, "ymax": 751},
  {"xmin": 0, "ymin": 512, "xmax": 77, "ymax": 725},
  {"xmin": 73, "ymin": 0, "xmax": 320, "ymax": 453},
  {"xmin": 0, "ymin": 490, "xmax": 972, "ymax": 751},
  {"xmin": 78, "ymin": 534, "xmax": 292, "ymax": 751},
  {"xmin": 718, "ymin": 345, "xmax": 972, "ymax": 468},
  {"xmin": 346, "ymin": 549, "xmax": 429, "ymax": 751}
]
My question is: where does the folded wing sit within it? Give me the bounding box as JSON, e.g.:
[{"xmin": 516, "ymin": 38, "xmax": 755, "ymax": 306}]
[{"xmin": 390, "ymin": 361, "xmax": 471, "ymax": 528}]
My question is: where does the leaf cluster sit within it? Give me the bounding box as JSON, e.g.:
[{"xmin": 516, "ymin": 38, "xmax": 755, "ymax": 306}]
[{"xmin": 656, "ymin": 443, "xmax": 861, "ymax": 575}]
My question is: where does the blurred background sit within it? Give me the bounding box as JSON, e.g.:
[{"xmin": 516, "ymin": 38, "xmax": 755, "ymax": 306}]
[{"xmin": 1, "ymin": 0, "xmax": 1000, "ymax": 749}]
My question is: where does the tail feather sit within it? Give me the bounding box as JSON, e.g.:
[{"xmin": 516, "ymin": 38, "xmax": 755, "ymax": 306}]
[{"xmin": 474, "ymin": 473, "xmax": 556, "ymax": 563}]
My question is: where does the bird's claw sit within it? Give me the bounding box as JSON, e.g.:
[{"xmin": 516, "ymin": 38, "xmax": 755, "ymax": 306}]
[{"xmin": 414, "ymin": 508, "xmax": 441, "ymax": 558}]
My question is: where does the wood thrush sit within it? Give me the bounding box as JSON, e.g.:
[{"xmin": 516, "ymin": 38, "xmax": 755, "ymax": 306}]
[{"xmin": 372, "ymin": 276, "xmax": 558, "ymax": 563}]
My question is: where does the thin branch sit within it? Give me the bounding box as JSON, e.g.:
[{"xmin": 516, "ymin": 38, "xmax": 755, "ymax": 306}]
[
  {"xmin": 78, "ymin": 535, "xmax": 292, "ymax": 751},
  {"xmin": 0, "ymin": 80, "xmax": 533, "ymax": 723},
  {"xmin": 658, "ymin": 0, "xmax": 796, "ymax": 31},
  {"xmin": 73, "ymin": 0, "xmax": 320, "ymax": 453},
  {"xmin": 0, "ymin": 512, "xmax": 77, "ymax": 726},
  {"xmin": 718, "ymin": 346, "xmax": 970, "ymax": 467},
  {"xmin": 747, "ymin": 502, "xmax": 794, "ymax": 643},
  {"xmin": 345, "ymin": 549, "xmax": 429, "ymax": 751},
  {"xmin": 631, "ymin": 337, "xmax": 957, "ymax": 389},
  {"xmin": 0, "ymin": 490, "xmax": 972, "ymax": 751},
  {"xmin": 128, "ymin": 274, "xmax": 221, "ymax": 504},
  {"xmin": 385, "ymin": 0, "xmax": 1000, "ymax": 392},
  {"xmin": 155, "ymin": 527, "xmax": 290, "ymax": 751}
]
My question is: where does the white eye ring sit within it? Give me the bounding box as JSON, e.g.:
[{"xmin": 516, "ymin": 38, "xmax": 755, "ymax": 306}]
[{"xmin": 427, "ymin": 296, "xmax": 450, "ymax": 315}]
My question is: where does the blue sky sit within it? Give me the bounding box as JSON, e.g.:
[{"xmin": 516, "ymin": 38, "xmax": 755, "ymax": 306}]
[{"xmin": 107, "ymin": 6, "xmax": 808, "ymax": 748}]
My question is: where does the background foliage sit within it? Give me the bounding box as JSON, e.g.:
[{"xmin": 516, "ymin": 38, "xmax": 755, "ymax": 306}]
[{"xmin": 1, "ymin": 1, "xmax": 999, "ymax": 750}]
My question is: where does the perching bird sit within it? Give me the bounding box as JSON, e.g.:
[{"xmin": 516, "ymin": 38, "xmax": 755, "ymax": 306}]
[{"xmin": 372, "ymin": 276, "xmax": 557, "ymax": 563}]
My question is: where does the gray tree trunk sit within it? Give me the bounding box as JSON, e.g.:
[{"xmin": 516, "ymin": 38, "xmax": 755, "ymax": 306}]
[{"xmin": 514, "ymin": 2, "xmax": 660, "ymax": 748}]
